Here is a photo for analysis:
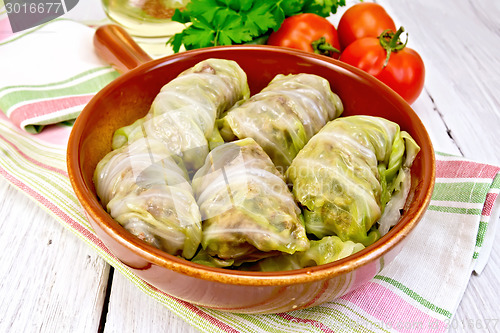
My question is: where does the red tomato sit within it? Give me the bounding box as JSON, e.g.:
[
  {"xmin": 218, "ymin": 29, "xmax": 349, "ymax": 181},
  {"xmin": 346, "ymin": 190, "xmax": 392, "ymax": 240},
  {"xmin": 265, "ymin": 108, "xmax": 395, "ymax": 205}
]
[
  {"xmin": 340, "ymin": 28, "xmax": 425, "ymax": 104},
  {"xmin": 267, "ymin": 13, "xmax": 341, "ymax": 58},
  {"xmin": 337, "ymin": 3, "xmax": 396, "ymax": 50}
]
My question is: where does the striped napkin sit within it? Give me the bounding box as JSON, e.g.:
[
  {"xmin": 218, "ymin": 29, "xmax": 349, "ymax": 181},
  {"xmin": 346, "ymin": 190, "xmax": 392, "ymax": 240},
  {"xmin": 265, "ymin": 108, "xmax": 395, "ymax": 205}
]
[
  {"xmin": 1, "ymin": 114, "xmax": 499, "ymax": 332},
  {"xmin": 1, "ymin": 16, "xmax": 500, "ymax": 333},
  {"xmin": 0, "ymin": 16, "xmax": 118, "ymax": 133}
]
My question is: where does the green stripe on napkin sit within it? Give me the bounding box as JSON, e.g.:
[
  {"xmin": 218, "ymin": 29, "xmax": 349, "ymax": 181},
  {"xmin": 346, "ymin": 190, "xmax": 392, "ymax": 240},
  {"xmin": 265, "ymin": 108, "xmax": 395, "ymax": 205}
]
[{"xmin": 0, "ymin": 67, "xmax": 118, "ymax": 114}]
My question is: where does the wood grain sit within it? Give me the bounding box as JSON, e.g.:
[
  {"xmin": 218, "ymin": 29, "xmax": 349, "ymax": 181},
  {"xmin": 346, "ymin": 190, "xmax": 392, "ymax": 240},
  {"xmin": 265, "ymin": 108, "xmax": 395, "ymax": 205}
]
[
  {"xmin": 0, "ymin": 180, "xmax": 110, "ymax": 332},
  {"xmin": 103, "ymin": 272, "xmax": 198, "ymax": 333},
  {"xmin": 379, "ymin": 0, "xmax": 500, "ymax": 166}
]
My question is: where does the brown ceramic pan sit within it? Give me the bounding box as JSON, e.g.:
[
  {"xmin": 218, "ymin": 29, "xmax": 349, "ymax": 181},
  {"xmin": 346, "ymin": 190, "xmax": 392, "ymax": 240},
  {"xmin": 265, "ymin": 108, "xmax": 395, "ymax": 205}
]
[{"xmin": 67, "ymin": 24, "xmax": 435, "ymax": 313}]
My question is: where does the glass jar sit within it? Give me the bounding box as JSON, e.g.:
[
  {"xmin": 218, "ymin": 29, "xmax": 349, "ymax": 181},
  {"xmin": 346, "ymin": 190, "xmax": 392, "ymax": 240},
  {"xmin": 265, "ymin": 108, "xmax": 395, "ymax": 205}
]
[{"xmin": 101, "ymin": 0, "xmax": 189, "ymax": 38}]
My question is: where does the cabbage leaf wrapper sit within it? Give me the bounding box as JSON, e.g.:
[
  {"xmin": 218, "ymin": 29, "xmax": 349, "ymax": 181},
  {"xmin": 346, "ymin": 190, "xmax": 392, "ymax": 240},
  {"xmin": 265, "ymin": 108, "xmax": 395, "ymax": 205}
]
[
  {"xmin": 93, "ymin": 137, "xmax": 202, "ymax": 259},
  {"xmin": 287, "ymin": 116, "xmax": 420, "ymax": 246},
  {"xmin": 112, "ymin": 58, "xmax": 250, "ymax": 173},
  {"xmin": 192, "ymin": 138, "xmax": 310, "ymax": 264},
  {"xmin": 219, "ymin": 73, "xmax": 343, "ymax": 173},
  {"xmin": 240, "ymin": 236, "xmax": 365, "ymax": 272}
]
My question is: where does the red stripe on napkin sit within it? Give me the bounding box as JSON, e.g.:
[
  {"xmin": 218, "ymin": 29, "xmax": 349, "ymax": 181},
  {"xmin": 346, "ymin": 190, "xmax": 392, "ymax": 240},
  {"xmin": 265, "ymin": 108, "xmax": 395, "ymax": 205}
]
[
  {"xmin": 9, "ymin": 94, "xmax": 94, "ymax": 128},
  {"xmin": 436, "ymin": 160, "xmax": 499, "ymax": 179},
  {"xmin": 482, "ymin": 192, "xmax": 499, "ymax": 216},
  {"xmin": 180, "ymin": 300, "xmax": 242, "ymax": 333},
  {"xmin": 341, "ymin": 282, "xmax": 446, "ymax": 333}
]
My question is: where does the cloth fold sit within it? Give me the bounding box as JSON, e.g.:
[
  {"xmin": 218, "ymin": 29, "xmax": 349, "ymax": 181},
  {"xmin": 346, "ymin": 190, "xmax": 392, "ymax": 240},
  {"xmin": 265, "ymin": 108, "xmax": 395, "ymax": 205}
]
[
  {"xmin": 0, "ymin": 17, "xmax": 118, "ymax": 133},
  {"xmin": 1, "ymin": 16, "xmax": 499, "ymax": 333}
]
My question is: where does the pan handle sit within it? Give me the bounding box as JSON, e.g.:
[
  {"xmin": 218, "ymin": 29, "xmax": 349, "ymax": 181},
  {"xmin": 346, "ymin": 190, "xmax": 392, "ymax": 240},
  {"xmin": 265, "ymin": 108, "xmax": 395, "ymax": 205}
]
[{"xmin": 94, "ymin": 24, "xmax": 153, "ymax": 74}]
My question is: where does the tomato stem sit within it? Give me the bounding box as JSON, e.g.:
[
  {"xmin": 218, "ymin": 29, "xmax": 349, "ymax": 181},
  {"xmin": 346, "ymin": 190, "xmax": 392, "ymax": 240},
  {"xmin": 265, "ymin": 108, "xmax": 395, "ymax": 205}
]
[
  {"xmin": 311, "ymin": 37, "xmax": 340, "ymax": 57},
  {"xmin": 379, "ymin": 26, "xmax": 408, "ymax": 67}
]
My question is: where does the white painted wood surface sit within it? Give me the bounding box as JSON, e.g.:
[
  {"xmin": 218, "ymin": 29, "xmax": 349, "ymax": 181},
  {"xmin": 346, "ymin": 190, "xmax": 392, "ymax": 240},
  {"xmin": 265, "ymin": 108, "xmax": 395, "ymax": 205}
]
[
  {"xmin": 1, "ymin": 0, "xmax": 499, "ymax": 332},
  {"xmin": 0, "ymin": 180, "xmax": 110, "ymax": 332}
]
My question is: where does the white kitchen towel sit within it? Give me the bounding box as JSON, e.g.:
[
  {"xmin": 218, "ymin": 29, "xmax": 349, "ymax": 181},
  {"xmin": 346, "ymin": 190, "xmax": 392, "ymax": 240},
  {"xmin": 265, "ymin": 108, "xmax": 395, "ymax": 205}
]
[{"xmin": 0, "ymin": 16, "xmax": 118, "ymax": 133}]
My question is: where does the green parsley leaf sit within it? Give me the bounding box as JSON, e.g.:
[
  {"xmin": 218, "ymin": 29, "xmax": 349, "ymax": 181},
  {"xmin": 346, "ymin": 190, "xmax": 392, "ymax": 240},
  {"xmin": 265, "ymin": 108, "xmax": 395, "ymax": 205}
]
[
  {"xmin": 214, "ymin": 10, "xmax": 254, "ymax": 45},
  {"xmin": 171, "ymin": 8, "xmax": 191, "ymax": 24},
  {"xmin": 182, "ymin": 16, "xmax": 217, "ymax": 50},
  {"xmin": 277, "ymin": 0, "xmax": 307, "ymax": 17},
  {"xmin": 244, "ymin": 2, "xmax": 277, "ymax": 35},
  {"xmin": 239, "ymin": 0, "xmax": 254, "ymax": 12},
  {"xmin": 168, "ymin": 32, "xmax": 185, "ymax": 52},
  {"xmin": 185, "ymin": 0, "xmax": 219, "ymax": 21},
  {"xmin": 302, "ymin": 0, "xmax": 347, "ymax": 16}
]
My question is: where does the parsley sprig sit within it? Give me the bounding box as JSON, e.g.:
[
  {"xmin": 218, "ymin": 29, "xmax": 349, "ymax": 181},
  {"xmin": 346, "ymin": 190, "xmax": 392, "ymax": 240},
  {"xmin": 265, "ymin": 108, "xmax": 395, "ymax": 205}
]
[{"xmin": 167, "ymin": 0, "xmax": 346, "ymax": 53}]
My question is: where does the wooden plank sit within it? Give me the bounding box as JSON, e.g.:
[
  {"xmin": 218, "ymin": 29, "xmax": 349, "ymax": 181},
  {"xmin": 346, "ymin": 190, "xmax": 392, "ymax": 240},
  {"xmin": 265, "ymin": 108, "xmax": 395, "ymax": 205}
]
[
  {"xmin": 0, "ymin": 179, "xmax": 110, "ymax": 332},
  {"xmin": 378, "ymin": 0, "xmax": 500, "ymax": 166},
  {"xmin": 378, "ymin": 1, "xmax": 500, "ymax": 331},
  {"xmin": 103, "ymin": 272, "xmax": 198, "ymax": 333}
]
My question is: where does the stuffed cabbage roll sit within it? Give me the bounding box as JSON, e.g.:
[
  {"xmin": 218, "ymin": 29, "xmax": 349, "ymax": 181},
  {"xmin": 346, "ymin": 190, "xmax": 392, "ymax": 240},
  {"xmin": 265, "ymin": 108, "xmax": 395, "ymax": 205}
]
[
  {"xmin": 287, "ymin": 116, "xmax": 420, "ymax": 246},
  {"xmin": 192, "ymin": 138, "xmax": 309, "ymax": 263},
  {"xmin": 219, "ymin": 73, "xmax": 343, "ymax": 172},
  {"xmin": 94, "ymin": 137, "xmax": 202, "ymax": 259},
  {"xmin": 241, "ymin": 236, "xmax": 365, "ymax": 271},
  {"xmin": 112, "ymin": 58, "xmax": 250, "ymax": 172}
]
